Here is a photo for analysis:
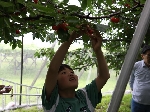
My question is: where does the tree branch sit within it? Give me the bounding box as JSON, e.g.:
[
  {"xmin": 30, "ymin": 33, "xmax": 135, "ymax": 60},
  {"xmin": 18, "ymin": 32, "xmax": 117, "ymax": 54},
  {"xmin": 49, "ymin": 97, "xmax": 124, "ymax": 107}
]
[{"xmin": 72, "ymin": 3, "xmax": 141, "ymax": 19}]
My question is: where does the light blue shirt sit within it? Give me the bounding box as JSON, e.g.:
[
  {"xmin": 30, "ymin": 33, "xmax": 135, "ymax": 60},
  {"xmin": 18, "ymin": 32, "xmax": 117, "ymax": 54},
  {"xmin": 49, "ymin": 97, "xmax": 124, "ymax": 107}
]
[{"xmin": 129, "ymin": 60, "xmax": 150, "ymax": 105}]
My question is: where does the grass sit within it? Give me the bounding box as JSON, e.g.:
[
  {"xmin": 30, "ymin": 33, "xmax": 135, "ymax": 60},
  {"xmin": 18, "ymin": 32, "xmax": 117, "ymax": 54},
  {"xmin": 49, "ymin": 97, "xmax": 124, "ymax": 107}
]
[
  {"xmin": 8, "ymin": 106, "xmax": 43, "ymax": 112},
  {"xmin": 95, "ymin": 94, "xmax": 132, "ymax": 112}
]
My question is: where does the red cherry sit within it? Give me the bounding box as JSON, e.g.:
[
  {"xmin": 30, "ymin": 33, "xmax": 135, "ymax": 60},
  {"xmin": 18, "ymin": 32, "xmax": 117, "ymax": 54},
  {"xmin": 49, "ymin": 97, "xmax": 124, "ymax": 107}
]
[
  {"xmin": 88, "ymin": 29, "xmax": 94, "ymax": 34},
  {"xmin": 58, "ymin": 23, "xmax": 68, "ymax": 31},
  {"xmin": 62, "ymin": 23, "xmax": 68, "ymax": 31},
  {"xmin": 34, "ymin": 0, "xmax": 38, "ymax": 4},
  {"xmin": 52, "ymin": 25, "xmax": 58, "ymax": 30},
  {"xmin": 110, "ymin": 17, "xmax": 120, "ymax": 23},
  {"xmin": 57, "ymin": 9, "xmax": 61, "ymax": 13},
  {"xmin": 115, "ymin": 18, "xmax": 120, "ymax": 23},
  {"xmin": 124, "ymin": 4, "xmax": 130, "ymax": 8},
  {"xmin": 16, "ymin": 30, "xmax": 20, "ymax": 34},
  {"xmin": 14, "ymin": 11, "xmax": 20, "ymax": 16}
]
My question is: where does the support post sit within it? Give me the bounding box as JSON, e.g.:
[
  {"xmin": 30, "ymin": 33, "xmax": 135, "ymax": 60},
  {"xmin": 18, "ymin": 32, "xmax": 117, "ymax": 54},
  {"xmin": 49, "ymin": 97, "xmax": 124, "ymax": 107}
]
[{"xmin": 19, "ymin": 36, "xmax": 24, "ymax": 105}]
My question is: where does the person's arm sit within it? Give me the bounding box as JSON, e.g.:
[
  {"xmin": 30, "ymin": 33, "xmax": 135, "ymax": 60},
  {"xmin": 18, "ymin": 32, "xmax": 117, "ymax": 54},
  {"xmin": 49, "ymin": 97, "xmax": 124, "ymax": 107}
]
[
  {"xmin": 89, "ymin": 30, "xmax": 110, "ymax": 92},
  {"xmin": 45, "ymin": 31, "xmax": 80, "ymax": 99},
  {"xmin": 129, "ymin": 69, "xmax": 135, "ymax": 91}
]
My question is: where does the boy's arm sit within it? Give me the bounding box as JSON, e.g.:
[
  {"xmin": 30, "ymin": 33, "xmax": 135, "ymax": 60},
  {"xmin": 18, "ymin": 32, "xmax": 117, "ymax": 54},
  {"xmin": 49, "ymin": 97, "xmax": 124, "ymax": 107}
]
[
  {"xmin": 89, "ymin": 30, "xmax": 110, "ymax": 92},
  {"xmin": 45, "ymin": 31, "xmax": 80, "ymax": 99},
  {"xmin": 95, "ymin": 50, "xmax": 110, "ymax": 92}
]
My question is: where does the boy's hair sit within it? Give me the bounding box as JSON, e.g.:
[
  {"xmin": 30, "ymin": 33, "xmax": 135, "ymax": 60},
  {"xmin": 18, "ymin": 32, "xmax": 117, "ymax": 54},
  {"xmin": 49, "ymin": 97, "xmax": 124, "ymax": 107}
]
[{"xmin": 58, "ymin": 64, "xmax": 73, "ymax": 73}]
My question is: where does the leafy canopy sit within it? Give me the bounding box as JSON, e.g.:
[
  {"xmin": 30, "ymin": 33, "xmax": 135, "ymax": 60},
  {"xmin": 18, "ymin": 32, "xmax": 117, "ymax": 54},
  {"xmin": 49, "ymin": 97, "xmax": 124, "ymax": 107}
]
[{"xmin": 0, "ymin": 0, "xmax": 148, "ymax": 73}]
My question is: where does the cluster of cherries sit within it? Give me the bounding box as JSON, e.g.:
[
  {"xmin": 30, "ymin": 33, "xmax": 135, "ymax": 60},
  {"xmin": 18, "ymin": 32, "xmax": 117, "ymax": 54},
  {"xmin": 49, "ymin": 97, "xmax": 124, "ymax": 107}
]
[
  {"xmin": 52, "ymin": 23, "xmax": 94, "ymax": 36},
  {"xmin": 52, "ymin": 23, "xmax": 69, "ymax": 31}
]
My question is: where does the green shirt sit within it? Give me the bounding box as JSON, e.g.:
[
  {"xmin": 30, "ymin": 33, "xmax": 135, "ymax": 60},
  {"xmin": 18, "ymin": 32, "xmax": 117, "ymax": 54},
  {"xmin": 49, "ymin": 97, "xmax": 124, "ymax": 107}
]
[{"xmin": 41, "ymin": 80, "xmax": 102, "ymax": 112}]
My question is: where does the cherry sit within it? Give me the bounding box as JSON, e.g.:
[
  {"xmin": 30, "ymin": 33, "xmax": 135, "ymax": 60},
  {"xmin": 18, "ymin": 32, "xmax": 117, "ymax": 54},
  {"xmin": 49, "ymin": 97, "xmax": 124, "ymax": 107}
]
[
  {"xmin": 124, "ymin": 4, "xmax": 130, "ymax": 8},
  {"xmin": 57, "ymin": 9, "xmax": 61, "ymax": 13},
  {"xmin": 14, "ymin": 11, "xmax": 20, "ymax": 16},
  {"xmin": 88, "ymin": 29, "xmax": 94, "ymax": 34},
  {"xmin": 57, "ymin": 23, "xmax": 68, "ymax": 31},
  {"xmin": 52, "ymin": 22, "xmax": 69, "ymax": 31},
  {"xmin": 110, "ymin": 17, "xmax": 120, "ymax": 23},
  {"xmin": 61, "ymin": 23, "xmax": 68, "ymax": 31},
  {"xmin": 16, "ymin": 30, "xmax": 20, "ymax": 34},
  {"xmin": 52, "ymin": 25, "xmax": 58, "ymax": 30},
  {"xmin": 34, "ymin": 0, "xmax": 38, "ymax": 4}
]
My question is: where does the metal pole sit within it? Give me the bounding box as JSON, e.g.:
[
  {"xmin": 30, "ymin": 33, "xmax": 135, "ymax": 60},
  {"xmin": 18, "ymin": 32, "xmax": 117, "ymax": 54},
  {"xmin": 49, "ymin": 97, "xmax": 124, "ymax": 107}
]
[
  {"xmin": 107, "ymin": 0, "xmax": 150, "ymax": 111},
  {"xmin": 19, "ymin": 36, "xmax": 24, "ymax": 105}
]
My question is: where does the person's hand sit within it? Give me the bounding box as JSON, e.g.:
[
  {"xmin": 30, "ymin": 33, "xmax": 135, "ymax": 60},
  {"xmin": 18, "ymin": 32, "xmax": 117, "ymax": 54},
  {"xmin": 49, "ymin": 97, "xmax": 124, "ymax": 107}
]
[
  {"xmin": 68, "ymin": 27, "xmax": 85, "ymax": 43},
  {"xmin": 0, "ymin": 85, "xmax": 5, "ymax": 91},
  {"xmin": 68, "ymin": 31, "xmax": 79, "ymax": 43},
  {"xmin": 88, "ymin": 30, "xmax": 102, "ymax": 52},
  {"xmin": 4, "ymin": 86, "xmax": 12, "ymax": 93}
]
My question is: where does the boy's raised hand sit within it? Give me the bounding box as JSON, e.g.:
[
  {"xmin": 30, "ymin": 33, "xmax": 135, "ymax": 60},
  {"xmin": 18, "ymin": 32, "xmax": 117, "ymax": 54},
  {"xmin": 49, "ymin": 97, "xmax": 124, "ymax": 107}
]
[
  {"xmin": 89, "ymin": 30, "xmax": 102, "ymax": 52},
  {"xmin": 68, "ymin": 27, "xmax": 85, "ymax": 43},
  {"xmin": 68, "ymin": 31, "xmax": 80, "ymax": 43}
]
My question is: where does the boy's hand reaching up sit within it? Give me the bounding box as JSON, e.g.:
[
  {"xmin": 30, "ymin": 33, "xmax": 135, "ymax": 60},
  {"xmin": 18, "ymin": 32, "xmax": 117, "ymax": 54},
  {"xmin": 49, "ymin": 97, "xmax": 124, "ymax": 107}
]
[
  {"xmin": 89, "ymin": 30, "xmax": 102, "ymax": 52},
  {"xmin": 68, "ymin": 31, "xmax": 81, "ymax": 43}
]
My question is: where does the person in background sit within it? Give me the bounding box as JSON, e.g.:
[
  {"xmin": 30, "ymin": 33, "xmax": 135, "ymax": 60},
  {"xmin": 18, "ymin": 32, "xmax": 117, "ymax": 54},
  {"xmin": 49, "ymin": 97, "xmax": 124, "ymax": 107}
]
[
  {"xmin": 41, "ymin": 26, "xmax": 110, "ymax": 112},
  {"xmin": 0, "ymin": 85, "xmax": 12, "ymax": 94},
  {"xmin": 129, "ymin": 45, "xmax": 150, "ymax": 112}
]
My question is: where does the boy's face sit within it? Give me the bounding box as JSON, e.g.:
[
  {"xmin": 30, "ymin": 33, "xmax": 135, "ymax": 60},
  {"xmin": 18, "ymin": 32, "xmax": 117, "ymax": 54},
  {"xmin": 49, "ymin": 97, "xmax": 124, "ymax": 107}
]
[{"xmin": 57, "ymin": 68, "xmax": 78, "ymax": 90}]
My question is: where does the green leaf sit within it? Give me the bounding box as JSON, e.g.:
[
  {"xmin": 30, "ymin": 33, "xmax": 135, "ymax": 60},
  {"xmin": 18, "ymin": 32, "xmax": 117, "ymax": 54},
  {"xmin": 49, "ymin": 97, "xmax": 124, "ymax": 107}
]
[
  {"xmin": 81, "ymin": 0, "xmax": 87, "ymax": 10},
  {"xmin": 33, "ymin": 33, "xmax": 40, "ymax": 40},
  {"xmin": 63, "ymin": 0, "xmax": 69, "ymax": 4},
  {"xmin": 0, "ymin": 18, "xmax": 4, "ymax": 28},
  {"xmin": 34, "ymin": 52, "xmax": 40, "ymax": 58},
  {"xmin": 17, "ymin": 40, "xmax": 22, "ymax": 48},
  {"xmin": 57, "ymin": 29, "xmax": 70, "ymax": 42},
  {"xmin": 66, "ymin": 16, "xmax": 80, "ymax": 23},
  {"xmin": 0, "ymin": 1, "xmax": 13, "ymax": 7},
  {"xmin": 10, "ymin": 16, "xmax": 24, "ymax": 23},
  {"xmin": 67, "ymin": 5, "xmax": 81, "ymax": 11},
  {"xmin": 106, "ymin": 0, "xmax": 113, "ymax": 5},
  {"xmin": 12, "ymin": 41, "xmax": 17, "ymax": 49},
  {"xmin": 4, "ymin": 27, "xmax": 10, "ymax": 41},
  {"xmin": 17, "ymin": 0, "xmax": 25, "ymax": 4},
  {"xmin": 28, "ymin": 3, "xmax": 55, "ymax": 13},
  {"xmin": 34, "ymin": 19, "xmax": 55, "ymax": 25},
  {"xmin": 94, "ymin": 24, "xmax": 109, "ymax": 32},
  {"xmin": 82, "ymin": 34, "xmax": 90, "ymax": 43},
  {"xmin": 4, "ymin": 18, "xmax": 10, "ymax": 28},
  {"xmin": 98, "ymin": 0, "xmax": 103, "ymax": 5},
  {"xmin": 87, "ymin": 0, "xmax": 92, "ymax": 7}
]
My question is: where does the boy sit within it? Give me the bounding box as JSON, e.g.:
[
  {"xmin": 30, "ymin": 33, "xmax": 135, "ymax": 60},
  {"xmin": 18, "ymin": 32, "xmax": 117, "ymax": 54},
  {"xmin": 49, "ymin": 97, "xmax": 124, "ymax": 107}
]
[{"xmin": 42, "ymin": 29, "xmax": 110, "ymax": 112}]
